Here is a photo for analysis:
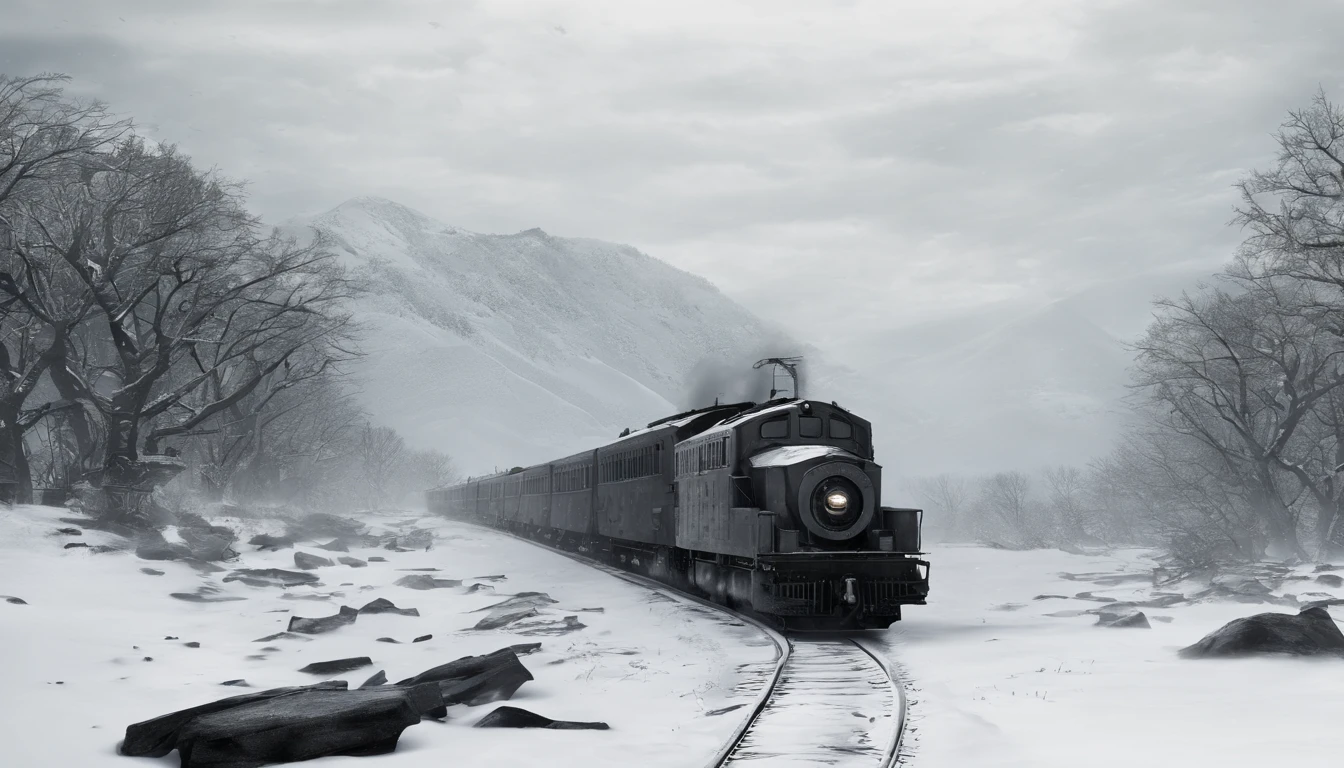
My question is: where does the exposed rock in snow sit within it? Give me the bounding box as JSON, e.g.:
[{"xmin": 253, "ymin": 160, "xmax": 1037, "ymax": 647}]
[
  {"xmin": 139, "ymin": 568, "xmax": 164, "ymax": 576},
  {"xmin": 367, "ymin": 556, "xmax": 387, "ymax": 562},
  {"xmin": 293, "ymin": 551, "xmax": 334, "ymax": 570},
  {"xmin": 474, "ymin": 705, "xmax": 610, "ymax": 730},
  {"xmin": 413, "ymin": 634, "xmax": 432, "ymax": 643},
  {"xmin": 316, "ymin": 539, "xmax": 350, "ymax": 552},
  {"xmin": 515, "ymin": 616, "xmax": 587, "ymax": 636},
  {"xmin": 170, "ymin": 585, "xmax": 246, "ymax": 603},
  {"xmin": 358, "ymin": 597, "xmax": 420, "ymax": 617},
  {"xmin": 361, "ymin": 670, "xmax": 387, "ymax": 688},
  {"xmin": 474, "ymin": 606, "xmax": 539, "ymax": 630},
  {"xmin": 394, "ymin": 574, "xmax": 462, "ymax": 590},
  {"xmin": 4, "ymin": 595, "xmax": 27, "ymax": 605},
  {"xmin": 1178, "ymin": 606, "xmax": 1344, "ymax": 658},
  {"xmin": 376, "ymin": 637, "xmax": 401, "ymax": 644},
  {"xmin": 1316, "ymin": 574, "xmax": 1343, "ymax": 587},
  {"xmin": 1095, "ymin": 611, "xmax": 1150, "ymax": 629},
  {"xmin": 247, "ymin": 533, "xmax": 294, "ymax": 551},
  {"xmin": 338, "ymin": 556, "xmax": 367, "ymax": 568},
  {"xmin": 396, "ymin": 646, "xmax": 535, "ymax": 706},
  {"xmin": 54, "ymin": 527, "xmax": 82, "ymax": 536},
  {"xmin": 222, "ymin": 568, "xmax": 320, "ymax": 588},
  {"xmin": 63, "ymin": 542, "xmax": 88, "ymax": 549},
  {"xmin": 126, "ymin": 683, "xmax": 442, "ymax": 767},
  {"xmin": 287, "ymin": 606, "xmax": 358, "ymax": 634},
  {"xmin": 298, "ymin": 657, "xmax": 373, "ymax": 675},
  {"xmin": 253, "ymin": 632, "xmax": 312, "ymax": 643}
]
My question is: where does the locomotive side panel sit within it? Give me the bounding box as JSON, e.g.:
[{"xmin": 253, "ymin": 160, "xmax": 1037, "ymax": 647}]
[
  {"xmin": 674, "ymin": 431, "xmax": 764, "ymax": 557},
  {"xmin": 550, "ymin": 454, "xmax": 595, "ymax": 535},
  {"xmin": 513, "ymin": 466, "xmax": 551, "ymax": 528}
]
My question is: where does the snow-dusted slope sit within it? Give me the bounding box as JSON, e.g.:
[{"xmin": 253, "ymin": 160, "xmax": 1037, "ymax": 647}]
[{"xmin": 282, "ymin": 198, "xmax": 794, "ymax": 476}]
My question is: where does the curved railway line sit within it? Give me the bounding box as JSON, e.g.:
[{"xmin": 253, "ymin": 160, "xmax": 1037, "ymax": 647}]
[{"xmin": 457, "ymin": 519, "xmax": 908, "ymax": 768}]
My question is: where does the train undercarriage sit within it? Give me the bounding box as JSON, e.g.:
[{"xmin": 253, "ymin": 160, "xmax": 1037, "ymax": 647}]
[{"xmin": 496, "ymin": 519, "xmax": 929, "ymax": 631}]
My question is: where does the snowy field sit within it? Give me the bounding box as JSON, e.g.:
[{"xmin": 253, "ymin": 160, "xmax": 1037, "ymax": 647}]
[
  {"xmin": 0, "ymin": 505, "xmax": 775, "ymax": 768},
  {"xmin": 877, "ymin": 545, "xmax": 1344, "ymax": 768},
  {"xmin": 4, "ymin": 504, "xmax": 1342, "ymax": 768}
]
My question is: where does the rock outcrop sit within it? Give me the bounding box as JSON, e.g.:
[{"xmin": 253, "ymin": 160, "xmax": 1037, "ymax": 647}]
[{"xmin": 1178, "ymin": 606, "xmax": 1344, "ymax": 658}]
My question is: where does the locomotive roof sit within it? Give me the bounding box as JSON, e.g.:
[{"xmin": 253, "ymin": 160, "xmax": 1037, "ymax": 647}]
[{"xmin": 695, "ymin": 399, "xmax": 800, "ymax": 439}]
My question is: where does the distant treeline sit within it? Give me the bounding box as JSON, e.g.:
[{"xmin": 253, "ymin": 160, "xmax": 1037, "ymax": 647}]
[{"xmin": 908, "ymin": 90, "xmax": 1344, "ymax": 566}]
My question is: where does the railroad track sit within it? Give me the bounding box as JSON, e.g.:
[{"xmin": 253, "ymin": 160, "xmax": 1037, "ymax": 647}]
[{"xmin": 448, "ymin": 519, "xmax": 907, "ymax": 768}]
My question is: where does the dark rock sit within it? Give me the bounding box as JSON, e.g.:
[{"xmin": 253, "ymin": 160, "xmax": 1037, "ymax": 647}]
[
  {"xmin": 361, "ymin": 670, "xmax": 387, "ymax": 688},
  {"xmin": 166, "ymin": 636, "xmax": 179, "ymax": 640},
  {"xmin": 136, "ymin": 536, "xmax": 194, "ymax": 562},
  {"xmin": 1073, "ymin": 592, "xmax": 1117, "ymax": 603},
  {"xmin": 368, "ymin": 557, "xmax": 387, "ymax": 563},
  {"xmin": 395, "ymin": 574, "xmax": 462, "ymax": 590},
  {"xmin": 338, "ymin": 556, "xmax": 367, "ymax": 568},
  {"xmin": 140, "ymin": 568, "xmax": 165, "ymax": 576},
  {"xmin": 55, "ymin": 527, "xmax": 82, "ymax": 535},
  {"xmin": 124, "ymin": 683, "xmax": 440, "ymax": 767},
  {"xmin": 317, "ymin": 539, "xmax": 350, "ymax": 553},
  {"xmin": 64, "ymin": 542, "xmax": 89, "ymax": 549},
  {"xmin": 171, "ymin": 586, "xmax": 247, "ymax": 603},
  {"xmin": 1179, "ymin": 606, "xmax": 1344, "ymax": 658},
  {"xmin": 1315, "ymin": 564, "xmax": 1339, "ymax": 573},
  {"xmin": 376, "ymin": 637, "xmax": 401, "ymax": 644},
  {"xmin": 144, "ymin": 657, "xmax": 153, "ymax": 661},
  {"xmin": 464, "ymin": 584, "xmax": 495, "ymax": 594},
  {"xmin": 248, "ymin": 533, "xmax": 294, "ymax": 551},
  {"xmin": 299, "ymin": 657, "xmax": 373, "ymax": 675},
  {"xmin": 397, "ymin": 647, "xmax": 534, "ymax": 706},
  {"xmin": 474, "ymin": 706, "xmax": 608, "ymax": 730},
  {"xmin": 474, "ymin": 606, "xmax": 538, "ymax": 630},
  {"xmin": 5, "ymin": 596, "xmax": 28, "ymax": 605},
  {"xmin": 1095, "ymin": 611, "xmax": 1151, "ymax": 629},
  {"xmin": 706, "ymin": 704, "xmax": 747, "ymax": 716},
  {"xmin": 178, "ymin": 528, "xmax": 238, "ymax": 562},
  {"xmin": 89, "ymin": 544, "xmax": 119, "ymax": 554},
  {"xmin": 285, "ymin": 512, "xmax": 367, "ymax": 542},
  {"xmin": 1317, "ymin": 574, "xmax": 1344, "ymax": 587},
  {"xmin": 413, "ymin": 634, "xmax": 432, "ymax": 643},
  {"xmin": 472, "ymin": 575, "xmax": 508, "ymax": 582},
  {"xmin": 1033, "ymin": 594, "xmax": 1070, "ymax": 600},
  {"xmin": 288, "ymin": 606, "xmax": 358, "ymax": 635},
  {"xmin": 222, "ymin": 568, "xmax": 320, "ymax": 588},
  {"xmin": 260, "ymin": 647, "xmax": 281, "ymax": 652},
  {"xmin": 358, "ymin": 598, "xmax": 419, "ymax": 617},
  {"xmin": 1301, "ymin": 597, "xmax": 1344, "ymax": 611},
  {"xmin": 280, "ymin": 591, "xmax": 342, "ymax": 602},
  {"xmin": 516, "ymin": 616, "xmax": 586, "ymax": 636},
  {"xmin": 220, "ymin": 680, "xmax": 249, "ymax": 687},
  {"xmin": 295, "ymin": 551, "xmax": 335, "ymax": 570},
  {"xmin": 510, "ymin": 643, "xmax": 542, "ymax": 656},
  {"xmin": 397, "ymin": 567, "xmax": 440, "ymax": 572},
  {"xmin": 253, "ymin": 632, "xmax": 312, "ymax": 643},
  {"xmin": 474, "ymin": 592, "xmax": 558, "ymax": 612},
  {"xmin": 186, "ymin": 642, "xmax": 201, "ymax": 648}
]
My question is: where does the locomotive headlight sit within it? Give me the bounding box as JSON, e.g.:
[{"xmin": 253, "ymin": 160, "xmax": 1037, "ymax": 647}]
[{"xmin": 824, "ymin": 492, "xmax": 849, "ymax": 514}]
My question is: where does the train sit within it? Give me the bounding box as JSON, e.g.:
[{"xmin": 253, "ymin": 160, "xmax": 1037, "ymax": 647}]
[{"xmin": 426, "ymin": 396, "xmax": 930, "ymax": 630}]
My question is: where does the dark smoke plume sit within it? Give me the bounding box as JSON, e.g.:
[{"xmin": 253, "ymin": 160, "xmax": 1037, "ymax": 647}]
[{"xmin": 680, "ymin": 345, "xmax": 805, "ymax": 410}]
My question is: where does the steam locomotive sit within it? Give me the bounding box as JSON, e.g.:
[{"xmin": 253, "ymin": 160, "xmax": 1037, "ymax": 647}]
[{"xmin": 426, "ymin": 397, "xmax": 930, "ymax": 630}]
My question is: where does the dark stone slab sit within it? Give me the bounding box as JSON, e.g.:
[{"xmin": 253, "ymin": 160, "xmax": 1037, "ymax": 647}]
[
  {"xmin": 4, "ymin": 596, "xmax": 27, "ymax": 605},
  {"xmin": 64, "ymin": 542, "xmax": 89, "ymax": 549},
  {"xmin": 376, "ymin": 637, "xmax": 401, "ymax": 644},
  {"xmin": 222, "ymin": 569, "xmax": 320, "ymax": 588},
  {"xmin": 140, "ymin": 568, "xmax": 165, "ymax": 576},
  {"xmin": 394, "ymin": 574, "xmax": 462, "ymax": 590},
  {"xmin": 1095, "ymin": 611, "xmax": 1151, "ymax": 629},
  {"xmin": 396, "ymin": 647, "xmax": 534, "ymax": 706},
  {"xmin": 248, "ymin": 533, "xmax": 294, "ymax": 551},
  {"xmin": 287, "ymin": 606, "xmax": 358, "ymax": 635},
  {"xmin": 294, "ymin": 552, "xmax": 335, "ymax": 570},
  {"xmin": 299, "ymin": 657, "xmax": 373, "ymax": 675},
  {"xmin": 121, "ymin": 681, "xmax": 348, "ymax": 757},
  {"xmin": 220, "ymin": 680, "xmax": 249, "ymax": 687},
  {"xmin": 253, "ymin": 632, "xmax": 311, "ymax": 643},
  {"xmin": 515, "ymin": 616, "xmax": 586, "ymax": 636},
  {"xmin": 474, "ymin": 705, "xmax": 608, "ymax": 730},
  {"xmin": 1317, "ymin": 574, "xmax": 1344, "ymax": 587},
  {"xmin": 55, "ymin": 527, "xmax": 83, "ymax": 535},
  {"xmin": 167, "ymin": 685, "xmax": 440, "ymax": 767},
  {"xmin": 317, "ymin": 539, "xmax": 350, "ymax": 553},
  {"xmin": 413, "ymin": 634, "xmax": 432, "ymax": 643},
  {"xmin": 338, "ymin": 556, "xmax": 367, "ymax": 568},
  {"xmin": 1179, "ymin": 606, "xmax": 1344, "ymax": 658},
  {"xmin": 360, "ymin": 670, "xmax": 387, "ymax": 688},
  {"xmin": 171, "ymin": 587, "xmax": 247, "ymax": 603},
  {"xmin": 358, "ymin": 598, "xmax": 419, "ymax": 617},
  {"xmin": 368, "ymin": 557, "xmax": 387, "ymax": 563}
]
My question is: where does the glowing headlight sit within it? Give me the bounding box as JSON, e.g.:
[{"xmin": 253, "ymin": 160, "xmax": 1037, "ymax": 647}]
[{"xmin": 824, "ymin": 491, "xmax": 849, "ymax": 513}]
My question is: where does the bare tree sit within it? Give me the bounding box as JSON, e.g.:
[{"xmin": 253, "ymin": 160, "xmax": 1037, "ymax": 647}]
[
  {"xmin": 354, "ymin": 423, "xmax": 406, "ymax": 510},
  {"xmin": 980, "ymin": 471, "xmax": 1043, "ymax": 547},
  {"xmin": 1044, "ymin": 465, "xmax": 1093, "ymax": 543},
  {"xmin": 915, "ymin": 473, "xmax": 970, "ymax": 541}
]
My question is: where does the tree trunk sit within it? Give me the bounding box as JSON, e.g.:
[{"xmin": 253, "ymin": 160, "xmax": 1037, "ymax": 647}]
[
  {"xmin": 0, "ymin": 399, "xmax": 23, "ymax": 504},
  {"xmin": 1254, "ymin": 465, "xmax": 1307, "ymax": 560}
]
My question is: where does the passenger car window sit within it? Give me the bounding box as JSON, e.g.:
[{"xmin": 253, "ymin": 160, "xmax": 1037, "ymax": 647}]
[
  {"xmin": 830, "ymin": 418, "xmax": 853, "ymax": 439},
  {"xmin": 799, "ymin": 416, "xmax": 822, "ymax": 438},
  {"xmin": 760, "ymin": 418, "xmax": 788, "ymax": 439}
]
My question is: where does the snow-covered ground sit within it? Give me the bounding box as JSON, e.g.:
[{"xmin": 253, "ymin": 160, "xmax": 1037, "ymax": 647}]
[
  {"xmin": 0, "ymin": 506, "xmax": 775, "ymax": 768},
  {"xmin": 876, "ymin": 544, "xmax": 1344, "ymax": 768},
  {"xmin": 5, "ymin": 504, "xmax": 1342, "ymax": 768}
]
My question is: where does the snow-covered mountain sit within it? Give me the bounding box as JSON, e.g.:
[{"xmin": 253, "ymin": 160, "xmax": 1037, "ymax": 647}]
[{"xmin": 281, "ymin": 198, "xmax": 801, "ymax": 476}]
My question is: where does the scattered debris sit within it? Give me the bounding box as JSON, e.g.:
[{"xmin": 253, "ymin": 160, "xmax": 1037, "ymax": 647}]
[
  {"xmin": 515, "ymin": 616, "xmax": 586, "ymax": 636},
  {"xmin": 170, "ymin": 585, "xmax": 246, "ymax": 603},
  {"xmin": 376, "ymin": 637, "xmax": 401, "ymax": 644},
  {"xmin": 139, "ymin": 568, "xmax": 165, "ymax": 576},
  {"xmin": 413, "ymin": 634, "xmax": 432, "ymax": 643},
  {"xmin": 474, "ymin": 705, "xmax": 609, "ymax": 730}
]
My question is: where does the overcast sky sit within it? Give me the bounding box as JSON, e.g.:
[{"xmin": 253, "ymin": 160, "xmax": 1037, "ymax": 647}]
[{"xmin": 4, "ymin": 0, "xmax": 1343, "ymax": 351}]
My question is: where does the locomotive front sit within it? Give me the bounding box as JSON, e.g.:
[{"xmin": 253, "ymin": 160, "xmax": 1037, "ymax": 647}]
[{"xmin": 696, "ymin": 399, "xmax": 930, "ymax": 630}]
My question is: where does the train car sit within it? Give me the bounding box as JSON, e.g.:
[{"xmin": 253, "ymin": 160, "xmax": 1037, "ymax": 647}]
[{"xmin": 428, "ymin": 398, "xmax": 929, "ymax": 631}]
